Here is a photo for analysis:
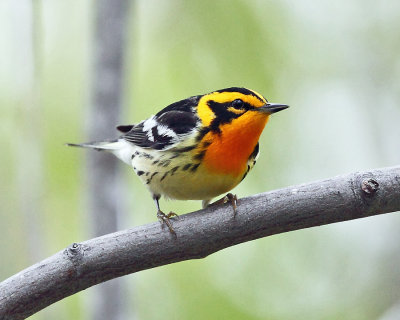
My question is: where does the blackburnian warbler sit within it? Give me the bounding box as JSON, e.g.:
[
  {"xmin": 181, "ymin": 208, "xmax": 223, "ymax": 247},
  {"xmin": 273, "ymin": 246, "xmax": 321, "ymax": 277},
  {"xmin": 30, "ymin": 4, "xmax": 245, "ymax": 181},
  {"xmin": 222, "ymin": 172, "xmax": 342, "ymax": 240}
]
[{"xmin": 68, "ymin": 87, "xmax": 288, "ymax": 234}]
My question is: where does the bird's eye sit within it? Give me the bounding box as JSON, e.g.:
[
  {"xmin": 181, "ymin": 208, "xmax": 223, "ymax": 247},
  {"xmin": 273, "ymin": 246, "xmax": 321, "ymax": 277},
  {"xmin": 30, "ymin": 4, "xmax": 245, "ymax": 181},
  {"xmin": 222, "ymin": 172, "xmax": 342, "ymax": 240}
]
[{"xmin": 232, "ymin": 99, "xmax": 244, "ymax": 109}]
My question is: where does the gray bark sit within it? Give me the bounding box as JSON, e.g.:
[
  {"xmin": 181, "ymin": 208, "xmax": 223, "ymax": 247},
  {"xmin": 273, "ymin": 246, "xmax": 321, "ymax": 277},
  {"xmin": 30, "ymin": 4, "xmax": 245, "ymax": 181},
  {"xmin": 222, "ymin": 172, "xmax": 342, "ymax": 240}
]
[
  {"xmin": 0, "ymin": 165, "xmax": 399, "ymax": 320},
  {"xmin": 87, "ymin": 1, "xmax": 131, "ymax": 320}
]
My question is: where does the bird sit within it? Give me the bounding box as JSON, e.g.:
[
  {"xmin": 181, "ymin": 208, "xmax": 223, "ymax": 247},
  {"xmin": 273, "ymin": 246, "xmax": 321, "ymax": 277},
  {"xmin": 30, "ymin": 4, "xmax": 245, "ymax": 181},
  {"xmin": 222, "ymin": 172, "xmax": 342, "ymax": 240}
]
[{"xmin": 68, "ymin": 87, "xmax": 288, "ymax": 235}]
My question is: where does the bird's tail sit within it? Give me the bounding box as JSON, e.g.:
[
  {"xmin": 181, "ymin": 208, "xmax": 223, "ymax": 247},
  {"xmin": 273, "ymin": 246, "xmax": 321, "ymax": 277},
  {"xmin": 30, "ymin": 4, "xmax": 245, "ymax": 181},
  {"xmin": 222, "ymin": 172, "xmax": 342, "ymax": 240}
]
[
  {"xmin": 67, "ymin": 139, "xmax": 135, "ymax": 164},
  {"xmin": 66, "ymin": 139, "xmax": 123, "ymax": 151}
]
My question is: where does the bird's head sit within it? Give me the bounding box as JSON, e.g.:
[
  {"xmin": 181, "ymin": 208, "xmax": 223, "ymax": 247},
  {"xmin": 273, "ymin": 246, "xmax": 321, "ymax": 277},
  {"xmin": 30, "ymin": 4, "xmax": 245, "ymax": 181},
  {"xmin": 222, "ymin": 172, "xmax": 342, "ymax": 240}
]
[
  {"xmin": 191, "ymin": 87, "xmax": 289, "ymax": 175},
  {"xmin": 196, "ymin": 87, "xmax": 288, "ymax": 132}
]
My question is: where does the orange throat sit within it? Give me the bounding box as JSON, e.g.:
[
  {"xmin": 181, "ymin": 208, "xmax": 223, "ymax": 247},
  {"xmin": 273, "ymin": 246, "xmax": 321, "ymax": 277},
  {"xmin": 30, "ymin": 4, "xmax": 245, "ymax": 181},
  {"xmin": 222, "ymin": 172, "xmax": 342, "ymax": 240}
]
[{"xmin": 200, "ymin": 111, "xmax": 270, "ymax": 177}]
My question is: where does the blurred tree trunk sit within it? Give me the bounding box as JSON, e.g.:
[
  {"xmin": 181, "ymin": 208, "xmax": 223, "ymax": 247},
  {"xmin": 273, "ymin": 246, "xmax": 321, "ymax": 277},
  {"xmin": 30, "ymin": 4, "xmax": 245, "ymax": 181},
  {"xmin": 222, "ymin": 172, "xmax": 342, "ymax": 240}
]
[{"xmin": 87, "ymin": 1, "xmax": 131, "ymax": 319}]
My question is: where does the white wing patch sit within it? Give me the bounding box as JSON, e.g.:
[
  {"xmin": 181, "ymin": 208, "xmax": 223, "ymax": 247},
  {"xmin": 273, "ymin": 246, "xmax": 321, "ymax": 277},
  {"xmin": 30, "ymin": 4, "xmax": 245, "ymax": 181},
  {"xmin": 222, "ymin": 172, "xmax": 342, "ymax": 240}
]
[
  {"xmin": 156, "ymin": 124, "xmax": 178, "ymax": 139},
  {"xmin": 142, "ymin": 117, "xmax": 157, "ymax": 142},
  {"xmin": 121, "ymin": 109, "xmax": 199, "ymax": 150}
]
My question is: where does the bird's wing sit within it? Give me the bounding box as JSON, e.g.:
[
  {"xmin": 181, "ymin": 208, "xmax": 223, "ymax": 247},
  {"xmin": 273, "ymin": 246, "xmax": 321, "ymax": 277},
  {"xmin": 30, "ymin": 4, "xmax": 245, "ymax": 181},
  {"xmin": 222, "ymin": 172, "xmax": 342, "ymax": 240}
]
[
  {"xmin": 116, "ymin": 125, "xmax": 134, "ymax": 133},
  {"xmin": 120, "ymin": 95, "xmax": 201, "ymax": 150}
]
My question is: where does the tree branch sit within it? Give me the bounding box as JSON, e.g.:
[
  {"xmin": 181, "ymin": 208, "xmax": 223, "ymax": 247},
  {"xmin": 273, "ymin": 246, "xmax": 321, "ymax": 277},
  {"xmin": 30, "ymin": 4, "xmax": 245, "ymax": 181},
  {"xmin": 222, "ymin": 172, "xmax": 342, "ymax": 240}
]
[{"xmin": 1, "ymin": 165, "xmax": 400, "ymax": 319}]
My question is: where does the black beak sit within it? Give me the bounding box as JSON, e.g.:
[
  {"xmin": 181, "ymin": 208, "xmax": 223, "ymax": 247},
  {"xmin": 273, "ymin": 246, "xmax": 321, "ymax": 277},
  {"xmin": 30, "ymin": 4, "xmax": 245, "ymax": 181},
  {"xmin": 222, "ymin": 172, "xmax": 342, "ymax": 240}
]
[{"xmin": 258, "ymin": 103, "xmax": 289, "ymax": 114}]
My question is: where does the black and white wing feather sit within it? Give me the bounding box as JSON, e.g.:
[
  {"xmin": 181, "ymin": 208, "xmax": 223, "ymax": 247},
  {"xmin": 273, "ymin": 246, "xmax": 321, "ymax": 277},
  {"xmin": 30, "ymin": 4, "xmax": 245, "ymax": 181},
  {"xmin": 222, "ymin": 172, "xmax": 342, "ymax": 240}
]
[{"xmin": 119, "ymin": 95, "xmax": 201, "ymax": 150}]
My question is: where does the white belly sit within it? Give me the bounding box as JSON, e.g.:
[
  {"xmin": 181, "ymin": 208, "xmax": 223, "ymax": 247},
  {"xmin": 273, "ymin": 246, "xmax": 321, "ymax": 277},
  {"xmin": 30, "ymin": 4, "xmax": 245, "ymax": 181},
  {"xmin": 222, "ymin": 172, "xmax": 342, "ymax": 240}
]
[
  {"xmin": 112, "ymin": 142, "xmax": 253, "ymax": 202},
  {"xmin": 129, "ymin": 148, "xmax": 243, "ymax": 201}
]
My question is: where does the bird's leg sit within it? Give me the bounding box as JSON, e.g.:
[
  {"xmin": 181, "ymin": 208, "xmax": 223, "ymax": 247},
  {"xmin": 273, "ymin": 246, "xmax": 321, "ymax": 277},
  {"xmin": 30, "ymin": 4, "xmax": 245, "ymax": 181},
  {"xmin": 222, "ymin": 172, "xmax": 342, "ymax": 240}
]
[
  {"xmin": 207, "ymin": 193, "xmax": 238, "ymax": 216},
  {"xmin": 153, "ymin": 195, "xmax": 178, "ymax": 235}
]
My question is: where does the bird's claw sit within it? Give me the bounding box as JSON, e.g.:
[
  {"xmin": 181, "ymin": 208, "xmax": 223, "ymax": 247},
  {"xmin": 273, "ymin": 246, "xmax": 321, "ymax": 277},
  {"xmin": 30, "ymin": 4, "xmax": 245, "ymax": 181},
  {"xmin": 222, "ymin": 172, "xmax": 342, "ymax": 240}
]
[
  {"xmin": 166, "ymin": 211, "xmax": 179, "ymax": 219},
  {"xmin": 209, "ymin": 193, "xmax": 238, "ymax": 216},
  {"xmin": 157, "ymin": 210, "xmax": 177, "ymax": 236},
  {"xmin": 225, "ymin": 193, "xmax": 237, "ymax": 216},
  {"xmin": 224, "ymin": 193, "xmax": 238, "ymax": 216}
]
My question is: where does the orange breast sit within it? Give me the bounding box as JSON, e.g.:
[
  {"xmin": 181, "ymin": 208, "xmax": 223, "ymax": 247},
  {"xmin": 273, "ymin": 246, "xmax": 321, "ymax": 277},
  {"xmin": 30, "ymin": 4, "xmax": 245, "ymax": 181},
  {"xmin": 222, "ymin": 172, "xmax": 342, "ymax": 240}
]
[{"xmin": 200, "ymin": 111, "xmax": 270, "ymax": 177}]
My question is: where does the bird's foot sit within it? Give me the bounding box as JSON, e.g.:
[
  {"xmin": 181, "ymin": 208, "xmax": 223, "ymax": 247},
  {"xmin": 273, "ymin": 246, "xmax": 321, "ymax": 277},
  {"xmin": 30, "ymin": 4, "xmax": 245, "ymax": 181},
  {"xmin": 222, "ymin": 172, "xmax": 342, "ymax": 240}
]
[
  {"xmin": 209, "ymin": 193, "xmax": 238, "ymax": 216},
  {"xmin": 157, "ymin": 210, "xmax": 178, "ymax": 236}
]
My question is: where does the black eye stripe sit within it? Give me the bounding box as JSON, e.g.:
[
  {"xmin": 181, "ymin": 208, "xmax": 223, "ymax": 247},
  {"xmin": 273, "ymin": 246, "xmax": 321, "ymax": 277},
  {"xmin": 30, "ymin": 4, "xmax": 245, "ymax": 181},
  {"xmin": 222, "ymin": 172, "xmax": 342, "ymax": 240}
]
[{"xmin": 207, "ymin": 100, "xmax": 243, "ymax": 132}]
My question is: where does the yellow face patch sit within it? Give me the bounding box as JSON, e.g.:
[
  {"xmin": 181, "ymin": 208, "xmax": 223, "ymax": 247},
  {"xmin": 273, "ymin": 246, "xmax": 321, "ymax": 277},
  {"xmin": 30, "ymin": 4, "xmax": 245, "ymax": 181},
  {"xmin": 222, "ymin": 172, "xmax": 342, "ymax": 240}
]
[
  {"xmin": 227, "ymin": 106, "xmax": 246, "ymax": 115},
  {"xmin": 196, "ymin": 96, "xmax": 215, "ymax": 127},
  {"xmin": 196, "ymin": 89, "xmax": 267, "ymax": 126}
]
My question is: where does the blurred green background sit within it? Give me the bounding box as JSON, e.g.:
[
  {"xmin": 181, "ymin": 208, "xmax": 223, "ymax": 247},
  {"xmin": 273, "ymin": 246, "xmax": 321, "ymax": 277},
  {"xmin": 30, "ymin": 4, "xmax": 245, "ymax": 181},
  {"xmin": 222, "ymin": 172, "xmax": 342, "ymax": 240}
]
[{"xmin": 1, "ymin": 0, "xmax": 400, "ymax": 319}]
